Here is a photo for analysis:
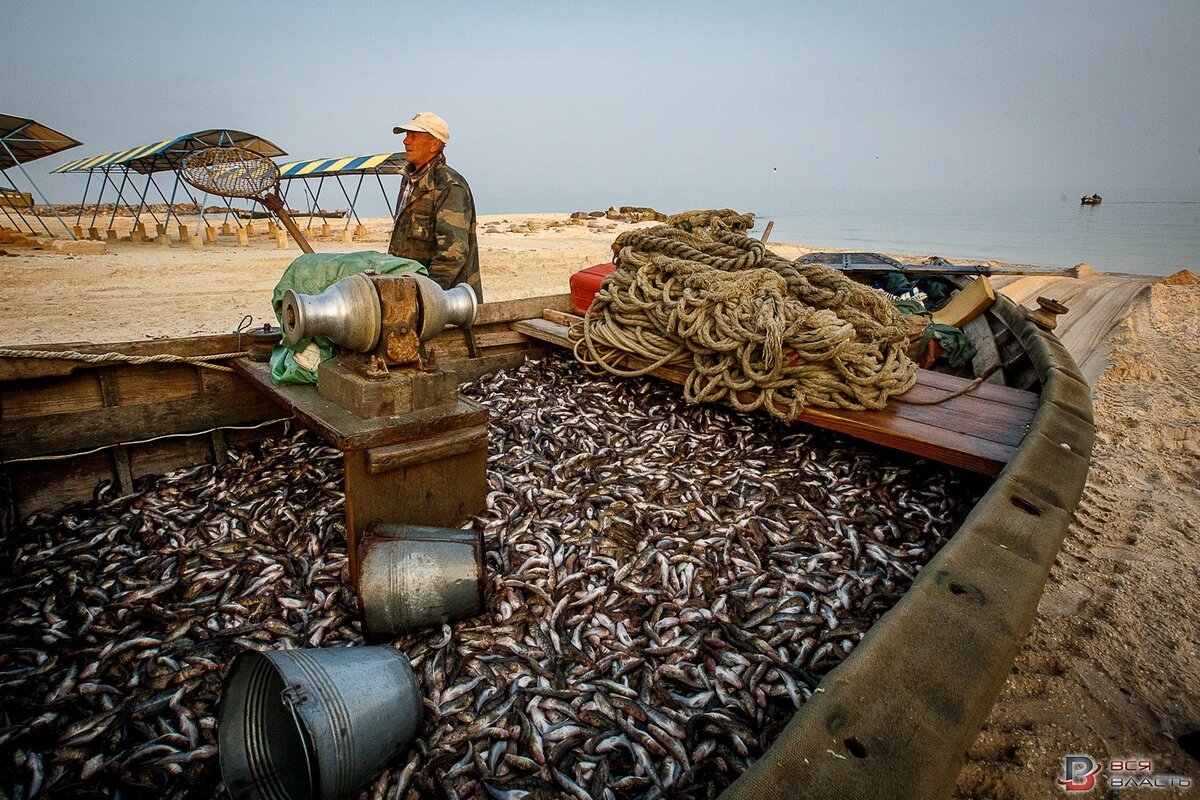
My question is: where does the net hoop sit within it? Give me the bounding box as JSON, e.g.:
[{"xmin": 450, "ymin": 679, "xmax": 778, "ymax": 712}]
[{"xmin": 181, "ymin": 147, "xmax": 280, "ymax": 199}]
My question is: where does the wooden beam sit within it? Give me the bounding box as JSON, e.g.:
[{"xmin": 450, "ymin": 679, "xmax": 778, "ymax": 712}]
[
  {"xmin": 511, "ymin": 316, "xmax": 1037, "ymax": 476},
  {"xmin": 475, "ymin": 293, "xmax": 573, "ymax": 326},
  {"xmin": 931, "ymin": 276, "xmax": 996, "ymax": 327},
  {"xmin": 233, "ymin": 358, "xmax": 488, "ymax": 452},
  {"xmin": 367, "ymin": 424, "xmax": 488, "ymax": 474}
]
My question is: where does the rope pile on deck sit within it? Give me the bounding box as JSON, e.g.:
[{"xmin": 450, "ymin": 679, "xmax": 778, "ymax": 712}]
[{"xmin": 570, "ymin": 210, "xmax": 919, "ymax": 420}]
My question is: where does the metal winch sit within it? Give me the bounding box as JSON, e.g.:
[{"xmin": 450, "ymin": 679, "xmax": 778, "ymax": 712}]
[{"xmin": 280, "ymin": 272, "xmax": 479, "ymax": 418}]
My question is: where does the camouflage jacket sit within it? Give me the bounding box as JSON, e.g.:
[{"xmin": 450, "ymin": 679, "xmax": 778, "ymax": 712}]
[{"xmin": 387, "ymin": 154, "xmax": 482, "ymax": 300}]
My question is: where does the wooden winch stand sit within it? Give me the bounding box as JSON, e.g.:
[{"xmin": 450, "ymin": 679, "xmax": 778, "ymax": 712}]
[{"xmin": 233, "ymin": 359, "xmax": 487, "ymax": 584}]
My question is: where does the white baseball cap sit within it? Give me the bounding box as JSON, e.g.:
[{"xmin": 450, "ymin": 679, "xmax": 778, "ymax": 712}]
[{"xmin": 393, "ymin": 112, "xmax": 450, "ymax": 143}]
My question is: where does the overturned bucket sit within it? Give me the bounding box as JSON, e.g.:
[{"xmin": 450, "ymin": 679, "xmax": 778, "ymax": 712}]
[
  {"xmin": 219, "ymin": 646, "xmax": 421, "ymax": 800},
  {"xmin": 357, "ymin": 523, "xmax": 485, "ymax": 640}
]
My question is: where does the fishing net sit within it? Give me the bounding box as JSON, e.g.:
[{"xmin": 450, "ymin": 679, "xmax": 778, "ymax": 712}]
[
  {"xmin": 180, "ymin": 147, "xmax": 313, "ymax": 253},
  {"xmin": 180, "ymin": 146, "xmax": 280, "ymax": 199}
]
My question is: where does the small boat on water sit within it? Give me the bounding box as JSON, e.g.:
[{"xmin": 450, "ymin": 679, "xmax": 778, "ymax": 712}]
[
  {"xmin": 1081, "ymin": 193, "xmax": 1103, "ymax": 205},
  {"xmin": 0, "ymin": 262, "xmax": 1092, "ymax": 799}
]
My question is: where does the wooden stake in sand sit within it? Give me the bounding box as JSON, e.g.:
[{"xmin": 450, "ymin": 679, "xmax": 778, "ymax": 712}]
[
  {"xmin": 275, "ymin": 230, "xmax": 288, "ymax": 249},
  {"xmin": 106, "ymin": 230, "xmax": 118, "ymax": 244},
  {"xmin": 156, "ymin": 223, "xmax": 167, "ymax": 236},
  {"xmin": 321, "ymin": 223, "xmax": 331, "ymax": 239},
  {"xmin": 267, "ymin": 220, "xmax": 278, "ymax": 236},
  {"xmin": 156, "ymin": 233, "xmax": 170, "ymax": 247},
  {"xmin": 72, "ymin": 225, "xmax": 83, "ymax": 239},
  {"xmin": 342, "ymin": 228, "xmax": 352, "ymax": 244},
  {"xmin": 246, "ymin": 221, "xmax": 255, "ymax": 236},
  {"xmin": 177, "ymin": 225, "xmax": 189, "ymax": 243},
  {"xmin": 236, "ymin": 228, "xmax": 249, "ymax": 247},
  {"xmin": 205, "ymin": 226, "xmax": 217, "ymax": 243},
  {"xmin": 189, "ymin": 234, "xmax": 203, "ymax": 250},
  {"xmin": 87, "ymin": 227, "xmax": 100, "ymax": 241},
  {"xmin": 220, "ymin": 223, "xmax": 232, "ymax": 236},
  {"xmin": 355, "ymin": 224, "xmax": 368, "ymax": 240}
]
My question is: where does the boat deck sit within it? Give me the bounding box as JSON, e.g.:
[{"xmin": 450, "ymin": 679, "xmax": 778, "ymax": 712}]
[{"xmin": 992, "ymin": 273, "xmax": 1151, "ymax": 384}]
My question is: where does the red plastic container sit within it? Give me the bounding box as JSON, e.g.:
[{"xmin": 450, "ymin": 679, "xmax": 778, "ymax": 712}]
[{"xmin": 569, "ymin": 262, "xmax": 616, "ymax": 314}]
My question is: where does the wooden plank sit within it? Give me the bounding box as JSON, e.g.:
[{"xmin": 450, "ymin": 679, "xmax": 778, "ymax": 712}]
[
  {"xmin": 1, "ymin": 378, "xmax": 280, "ymax": 460},
  {"xmin": 367, "ymin": 424, "xmax": 488, "ymax": 474},
  {"xmin": 543, "ymin": 308, "xmax": 583, "ymax": 328},
  {"xmin": 931, "ymin": 276, "xmax": 995, "ymax": 327},
  {"xmin": 996, "ymin": 275, "xmax": 1151, "ymax": 385},
  {"xmin": 9, "ymin": 450, "xmax": 114, "ymax": 519},
  {"xmin": 908, "ymin": 368, "xmax": 1038, "ymax": 409},
  {"xmin": 427, "ymin": 322, "xmax": 532, "ymax": 362},
  {"xmin": 209, "ymin": 430, "xmax": 229, "ymax": 468},
  {"xmin": 233, "ymin": 358, "xmax": 488, "ymax": 452},
  {"xmin": 512, "ymin": 317, "xmax": 1037, "ymax": 475},
  {"xmin": 113, "ymin": 363, "xmax": 202, "ymax": 406},
  {"xmin": 98, "ymin": 369, "xmax": 120, "ymax": 407},
  {"xmin": 111, "ymin": 445, "xmax": 134, "ymax": 496},
  {"xmin": 475, "ymin": 293, "xmax": 573, "ymax": 326},
  {"xmin": 129, "ymin": 436, "xmax": 214, "ymax": 482},
  {"xmin": 881, "ymin": 393, "xmax": 1029, "ymax": 447},
  {"xmin": 837, "ymin": 263, "xmax": 997, "ymax": 276},
  {"xmin": 1, "ymin": 371, "xmax": 105, "ymax": 420}
]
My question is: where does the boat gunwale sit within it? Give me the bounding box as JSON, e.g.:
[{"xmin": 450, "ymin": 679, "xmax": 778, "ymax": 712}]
[{"xmin": 719, "ymin": 291, "xmax": 1092, "ymax": 800}]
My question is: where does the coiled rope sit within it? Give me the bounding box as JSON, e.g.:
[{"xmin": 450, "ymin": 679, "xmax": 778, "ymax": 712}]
[
  {"xmin": 570, "ymin": 212, "xmax": 919, "ymax": 420},
  {"xmin": 0, "ymin": 349, "xmax": 247, "ymax": 373}
]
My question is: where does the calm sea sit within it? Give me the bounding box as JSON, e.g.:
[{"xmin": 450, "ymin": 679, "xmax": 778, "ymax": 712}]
[{"xmin": 751, "ymin": 188, "xmax": 1199, "ymax": 277}]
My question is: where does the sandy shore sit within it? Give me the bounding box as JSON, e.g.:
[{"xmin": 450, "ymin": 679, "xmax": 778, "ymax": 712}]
[
  {"xmin": 0, "ymin": 213, "xmax": 1077, "ymax": 346},
  {"xmin": 1, "ymin": 214, "xmax": 1198, "ymax": 796}
]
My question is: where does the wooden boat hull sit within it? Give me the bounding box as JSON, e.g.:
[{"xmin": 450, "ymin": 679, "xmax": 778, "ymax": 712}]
[{"xmin": 0, "ymin": 290, "xmax": 1092, "ymax": 800}]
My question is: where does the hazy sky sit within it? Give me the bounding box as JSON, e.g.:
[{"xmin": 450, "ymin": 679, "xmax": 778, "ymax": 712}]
[{"xmin": 3, "ymin": 0, "xmax": 1198, "ymax": 214}]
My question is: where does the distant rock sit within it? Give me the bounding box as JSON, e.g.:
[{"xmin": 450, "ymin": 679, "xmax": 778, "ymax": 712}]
[
  {"xmin": 51, "ymin": 239, "xmax": 107, "ymax": 255},
  {"xmin": 1073, "ymin": 263, "xmax": 1098, "ymax": 279},
  {"xmin": 0, "ymin": 229, "xmax": 34, "ymax": 246},
  {"xmin": 1158, "ymin": 269, "xmax": 1200, "ymax": 286}
]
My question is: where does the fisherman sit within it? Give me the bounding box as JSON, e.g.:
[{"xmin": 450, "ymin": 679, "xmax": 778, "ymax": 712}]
[{"xmin": 388, "ymin": 112, "xmax": 483, "ymax": 300}]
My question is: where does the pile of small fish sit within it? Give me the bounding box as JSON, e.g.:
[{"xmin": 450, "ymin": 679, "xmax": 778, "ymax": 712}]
[
  {"xmin": 0, "ymin": 354, "xmax": 981, "ymax": 799},
  {"xmin": 0, "ymin": 434, "xmax": 356, "ymax": 798}
]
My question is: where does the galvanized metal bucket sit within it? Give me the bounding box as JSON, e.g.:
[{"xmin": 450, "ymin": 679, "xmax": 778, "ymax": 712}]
[
  {"xmin": 357, "ymin": 523, "xmax": 485, "ymax": 640},
  {"xmin": 219, "ymin": 646, "xmax": 421, "ymax": 800}
]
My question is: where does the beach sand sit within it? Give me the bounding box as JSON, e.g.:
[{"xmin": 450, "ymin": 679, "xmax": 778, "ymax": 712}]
[{"xmin": 1, "ymin": 214, "xmax": 1197, "ymax": 797}]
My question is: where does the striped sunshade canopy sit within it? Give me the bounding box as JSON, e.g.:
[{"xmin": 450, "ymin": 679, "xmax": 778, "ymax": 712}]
[
  {"xmin": 278, "ymin": 152, "xmax": 406, "ymax": 179},
  {"xmin": 53, "ymin": 129, "xmax": 286, "ymax": 175},
  {"xmin": 0, "ymin": 115, "xmax": 82, "ymax": 170}
]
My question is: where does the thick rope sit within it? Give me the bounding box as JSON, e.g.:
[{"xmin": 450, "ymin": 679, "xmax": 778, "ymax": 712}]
[
  {"xmin": 0, "ymin": 349, "xmax": 246, "ymax": 373},
  {"xmin": 570, "ymin": 216, "xmax": 919, "ymax": 421}
]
